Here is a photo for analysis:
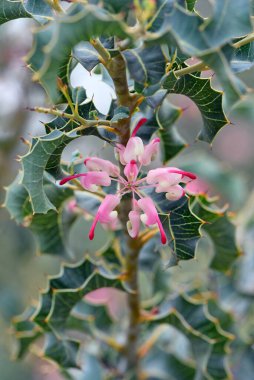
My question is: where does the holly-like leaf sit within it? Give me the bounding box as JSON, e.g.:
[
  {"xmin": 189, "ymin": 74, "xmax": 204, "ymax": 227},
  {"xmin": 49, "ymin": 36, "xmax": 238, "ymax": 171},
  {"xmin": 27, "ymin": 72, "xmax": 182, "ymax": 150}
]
[
  {"xmin": 73, "ymin": 38, "xmax": 114, "ymax": 73},
  {"xmin": 147, "ymin": 2, "xmax": 251, "ymax": 108},
  {"xmin": 201, "ymin": 47, "xmax": 247, "ymax": 108},
  {"xmin": 70, "ymin": 299, "xmax": 113, "ymax": 332},
  {"xmin": 44, "ymin": 334, "xmax": 80, "ymax": 368},
  {"xmin": 146, "ymin": 292, "xmax": 234, "ymax": 380},
  {"xmin": 32, "ymin": 259, "xmax": 125, "ymax": 333},
  {"xmin": 148, "ymin": 1, "xmax": 252, "ymax": 56},
  {"xmin": 4, "ymin": 173, "xmax": 32, "ymax": 224},
  {"xmin": 191, "ymin": 196, "xmax": 241, "ymax": 272},
  {"xmin": 5, "ymin": 175, "xmax": 76, "ymax": 257},
  {"xmin": 12, "ymin": 306, "xmax": 42, "ymax": 359},
  {"xmin": 0, "ymin": 0, "xmax": 30, "ymax": 25},
  {"xmin": 23, "ymin": 0, "xmax": 53, "ymax": 24},
  {"xmin": 156, "ymin": 99, "xmax": 186, "ymax": 162},
  {"xmin": 103, "ymin": 0, "xmax": 133, "ymax": 14},
  {"xmin": 111, "ymin": 106, "xmax": 129, "ymax": 123},
  {"xmin": 142, "ymin": 345, "xmax": 196, "ymax": 380},
  {"xmin": 148, "ymin": 0, "xmax": 175, "ymax": 33},
  {"xmin": 27, "ymin": 3, "xmax": 130, "ymax": 102},
  {"xmin": 162, "ymin": 71, "xmax": 228, "ymax": 143},
  {"xmin": 122, "ymin": 46, "xmax": 166, "ymax": 87},
  {"xmin": 152, "ymin": 193, "xmax": 203, "ymax": 262},
  {"xmin": 73, "ymin": 42, "xmax": 101, "ymax": 72},
  {"xmin": 29, "ymin": 186, "xmax": 75, "ymax": 257},
  {"xmin": 231, "ymin": 42, "xmax": 254, "ymax": 73},
  {"xmin": 202, "ymin": 1, "xmax": 251, "ymax": 47},
  {"xmin": 21, "ymin": 130, "xmax": 77, "ymax": 214}
]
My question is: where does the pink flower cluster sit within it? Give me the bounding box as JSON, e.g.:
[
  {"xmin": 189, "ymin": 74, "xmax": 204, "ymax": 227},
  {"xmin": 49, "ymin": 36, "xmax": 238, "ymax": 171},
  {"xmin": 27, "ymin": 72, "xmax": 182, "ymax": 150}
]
[{"xmin": 60, "ymin": 127, "xmax": 196, "ymax": 244}]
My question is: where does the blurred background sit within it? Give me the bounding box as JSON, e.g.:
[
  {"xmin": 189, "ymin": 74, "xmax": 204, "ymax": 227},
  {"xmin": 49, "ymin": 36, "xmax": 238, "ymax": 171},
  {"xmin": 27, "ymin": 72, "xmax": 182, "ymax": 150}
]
[{"xmin": 1, "ymin": 1, "xmax": 254, "ymax": 379}]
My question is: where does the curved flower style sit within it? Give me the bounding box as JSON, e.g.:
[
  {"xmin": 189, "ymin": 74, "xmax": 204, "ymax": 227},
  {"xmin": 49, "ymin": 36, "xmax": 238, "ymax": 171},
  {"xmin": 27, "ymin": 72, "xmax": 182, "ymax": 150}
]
[{"xmin": 60, "ymin": 129, "xmax": 196, "ymax": 244}]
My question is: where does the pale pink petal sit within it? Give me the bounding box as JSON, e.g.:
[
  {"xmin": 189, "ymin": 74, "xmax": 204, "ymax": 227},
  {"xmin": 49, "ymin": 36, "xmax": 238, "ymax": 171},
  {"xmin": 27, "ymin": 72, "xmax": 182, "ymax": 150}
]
[
  {"xmin": 80, "ymin": 171, "xmax": 111, "ymax": 192},
  {"xmin": 115, "ymin": 143, "xmax": 127, "ymax": 165},
  {"xmin": 124, "ymin": 160, "xmax": 139, "ymax": 182},
  {"xmin": 123, "ymin": 137, "xmax": 144, "ymax": 163},
  {"xmin": 84, "ymin": 157, "xmax": 120, "ymax": 177},
  {"xmin": 166, "ymin": 185, "xmax": 185, "ymax": 200},
  {"xmin": 89, "ymin": 194, "xmax": 120, "ymax": 240},
  {"xmin": 127, "ymin": 210, "xmax": 141, "ymax": 238},
  {"xmin": 146, "ymin": 168, "xmax": 182, "ymax": 186},
  {"xmin": 146, "ymin": 168, "xmax": 169, "ymax": 184},
  {"xmin": 140, "ymin": 138, "xmax": 160, "ymax": 166},
  {"xmin": 137, "ymin": 197, "xmax": 167, "ymax": 244}
]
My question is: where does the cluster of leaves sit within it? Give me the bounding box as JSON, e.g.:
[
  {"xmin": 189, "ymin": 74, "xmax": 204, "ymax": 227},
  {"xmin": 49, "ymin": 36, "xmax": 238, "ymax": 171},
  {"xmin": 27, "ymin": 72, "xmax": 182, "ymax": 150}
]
[{"xmin": 2, "ymin": 0, "xmax": 254, "ymax": 379}]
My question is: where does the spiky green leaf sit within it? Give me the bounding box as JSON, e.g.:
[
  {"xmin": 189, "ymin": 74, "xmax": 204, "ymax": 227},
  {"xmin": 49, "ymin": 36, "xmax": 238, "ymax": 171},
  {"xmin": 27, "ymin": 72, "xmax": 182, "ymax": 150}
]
[
  {"xmin": 147, "ymin": 292, "xmax": 234, "ymax": 380},
  {"xmin": 32, "ymin": 259, "xmax": 124, "ymax": 333},
  {"xmin": 123, "ymin": 46, "xmax": 166, "ymax": 87},
  {"xmin": 152, "ymin": 193, "xmax": 203, "ymax": 262},
  {"xmin": 156, "ymin": 99, "xmax": 186, "ymax": 162},
  {"xmin": 192, "ymin": 196, "xmax": 241, "ymax": 272},
  {"xmin": 21, "ymin": 130, "xmax": 77, "ymax": 214},
  {"xmin": 5, "ymin": 175, "xmax": 76, "ymax": 257},
  {"xmin": 0, "ymin": 0, "xmax": 30, "ymax": 25},
  {"xmin": 162, "ymin": 72, "xmax": 228, "ymax": 142}
]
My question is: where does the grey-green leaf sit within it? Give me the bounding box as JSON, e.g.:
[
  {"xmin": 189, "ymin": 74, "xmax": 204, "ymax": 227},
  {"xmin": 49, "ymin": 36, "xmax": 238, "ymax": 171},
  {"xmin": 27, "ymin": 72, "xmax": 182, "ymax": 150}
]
[
  {"xmin": 5, "ymin": 176, "xmax": 76, "ymax": 257},
  {"xmin": 32, "ymin": 259, "xmax": 124, "ymax": 332},
  {"xmin": 44, "ymin": 334, "xmax": 80, "ymax": 368},
  {"xmin": 162, "ymin": 72, "xmax": 228, "ymax": 143},
  {"xmin": 23, "ymin": 0, "xmax": 53, "ymax": 24},
  {"xmin": 156, "ymin": 99, "xmax": 186, "ymax": 161},
  {"xmin": 147, "ymin": 292, "xmax": 234, "ymax": 380},
  {"xmin": 152, "ymin": 193, "xmax": 203, "ymax": 261},
  {"xmin": 123, "ymin": 46, "xmax": 166, "ymax": 86},
  {"xmin": 0, "ymin": 0, "xmax": 30, "ymax": 25},
  {"xmin": 191, "ymin": 196, "xmax": 241, "ymax": 272},
  {"xmin": 21, "ymin": 130, "xmax": 77, "ymax": 214},
  {"xmin": 73, "ymin": 42, "xmax": 101, "ymax": 72}
]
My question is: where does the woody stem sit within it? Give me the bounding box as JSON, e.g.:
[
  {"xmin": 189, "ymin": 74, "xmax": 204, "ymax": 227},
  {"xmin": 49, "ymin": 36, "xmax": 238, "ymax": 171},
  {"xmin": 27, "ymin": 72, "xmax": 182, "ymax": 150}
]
[
  {"xmin": 90, "ymin": 38, "xmax": 143, "ymax": 140},
  {"xmin": 118, "ymin": 152, "xmax": 141, "ymax": 379},
  {"xmin": 118, "ymin": 176, "xmax": 141, "ymax": 378}
]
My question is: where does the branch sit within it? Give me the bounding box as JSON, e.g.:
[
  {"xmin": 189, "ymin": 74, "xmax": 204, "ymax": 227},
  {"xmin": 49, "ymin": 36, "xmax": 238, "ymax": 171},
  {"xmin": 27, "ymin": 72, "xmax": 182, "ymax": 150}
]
[
  {"xmin": 90, "ymin": 38, "xmax": 133, "ymax": 108},
  {"xmin": 124, "ymin": 240, "xmax": 141, "ymax": 377},
  {"xmin": 29, "ymin": 106, "xmax": 115, "ymax": 131}
]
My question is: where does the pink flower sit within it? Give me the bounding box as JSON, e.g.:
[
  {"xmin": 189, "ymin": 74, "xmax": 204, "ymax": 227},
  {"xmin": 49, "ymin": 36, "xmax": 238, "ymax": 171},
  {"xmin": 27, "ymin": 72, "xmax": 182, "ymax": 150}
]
[
  {"xmin": 115, "ymin": 136, "xmax": 160, "ymax": 167},
  {"xmin": 146, "ymin": 167, "xmax": 196, "ymax": 200},
  {"xmin": 88, "ymin": 194, "xmax": 120, "ymax": 240},
  {"xmin": 60, "ymin": 121, "xmax": 196, "ymax": 244}
]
